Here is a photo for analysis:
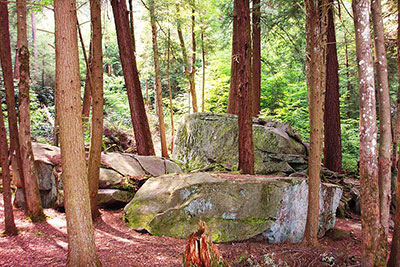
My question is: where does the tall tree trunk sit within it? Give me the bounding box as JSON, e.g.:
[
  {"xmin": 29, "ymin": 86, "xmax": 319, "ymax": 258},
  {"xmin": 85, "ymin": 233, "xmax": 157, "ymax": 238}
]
[
  {"xmin": 14, "ymin": 46, "xmax": 19, "ymax": 79},
  {"xmin": 167, "ymin": 30, "xmax": 175, "ymax": 152},
  {"xmin": 236, "ymin": 0, "xmax": 253, "ymax": 175},
  {"xmin": 128, "ymin": 0, "xmax": 136, "ymax": 53},
  {"xmin": 190, "ymin": 6, "xmax": 197, "ymax": 112},
  {"xmin": 87, "ymin": 0, "xmax": 104, "ymax": 220},
  {"xmin": 388, "ymin": 0, "xmax": 400, "ymax": 265},
  {"xmin": 176, "ymin": 4, "xmax": 197, "ymax": 113},
  {"xmin": 352, "ymin": 1, "xmax": 386, "ymax": 265},
  {"xmin": 251, "ymin": 0, "xmax": 261, "ymax": 117},
  {"xmin": 0, "ymin": 0, "xmax": 26, "ymax": 210},
  {"xmin": 150, "ymin": 0, "xmax": 168, "ymax": 158},
  {"xmin": 303, "ymin": 0, "xmax": 327, "ymax": 246},
  {"xmin": 111, "ymin": 0, "xmax": 155, "ymax": 156},
  {"xmin": 323, "ymin": 0, "xmax": 342, "ymax": 174},
  {"xmin": 82, "ymin": 38, "xmax": 93, "ymax": 124},
  {"xmin": 31, "ymin": 11, "xmax": 38, "ymax": 75},
  {"xmin": 17, "ymin": 0, "xmax": 44, "ymax": 221},
  {"xmin": 371, "ymin": 0, "xmax": 391, "ymax": 251},
  {"xmin": 54, "ymin": 0, "xmax": 101, "ymax": 265},
  {"xmin": 227, "ymin": 3, "xmax": 239, "ymax": 115},
  {"xmin": 201, "ymin": 31, "xmax": 205, "ymax": 113}
]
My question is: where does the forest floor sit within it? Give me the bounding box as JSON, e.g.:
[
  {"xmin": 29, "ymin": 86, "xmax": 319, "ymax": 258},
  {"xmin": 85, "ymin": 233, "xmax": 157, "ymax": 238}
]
[{"xmin": 0, "ymin": 194, "xmax": 378, "ymax": 267}]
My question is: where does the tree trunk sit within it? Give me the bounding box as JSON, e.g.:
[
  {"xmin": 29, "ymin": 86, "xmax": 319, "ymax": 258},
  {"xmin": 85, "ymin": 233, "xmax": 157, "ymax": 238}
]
[
  {"xmin": 227, "ymin": 3, "xmax": 239, "ymax": 115},
  {"xmin": 323, "ymin": 0, "xmax": 342, "ymax": 174},
  {"xmin": 31, "ymin": 11, "xmax": 38, "ymax": 75},
  {"xmin": 371, "ymin": 0, "xmax": 391, "ymax": 250},
  {"xmin": 54, "ymin": 0, "xmax": 101, "ymax": 265},
  {"xmin": 128, "ymin": 0, "xmax": 136, "ymax": 53},
  {"xmin": 0, "ymin": 0, "xmax": 26, "ymax": 210},
  {"xmin": 303, "ymin": 0, "xmax": 327, "ymax": 246},
  {"xmin": 14, "ymin": 46, "xmax": 19, "ymax": 79},
  {"xmin": 176, "ymin": 4, "xmax": 197, "ymax": 113},
  {"xmin": 235, "ymin": 0, "xmax": 253, "ymax": 175},
  {"xmin": 352, "ymin": 1, "xmax": 386, "ymax": 265},
  {"xmin": 82, "ymin": 38, "xmax": 93, "ymax": 124},
  {"xmin": 87, "ymin": 0, "xmax": 104, "ymax": 220},
  {"xmin": 17, "ymin": 0, "xmax": 44, "ymax": 221},
  {"xmin": 190, "ymin": 6, "xmax": 197, "ymax": 113},
  {"xmin": 167, "ymin": 30, "xmax": 175, "ymax": 152},
  {"xmin": 150, "ymin": 0, "xmax": 168, "ymax": 158},
  {"xmin": 251, "ymin": 0, "xmax": 261, "ymax": 117},
  {"xmin": 388, "ymin": 0, "xmax": 400, "ymax": 265},
  {"xmin": 201, "ymin": 31, "xmax": 206, "ymax": 113},
  {"xmin": 111, "ymin": 0, "xmax": 155, "ymax": 156},
  {"xmin": 0, "ymin": 108, "xmax": 17, "ymax": 235}
]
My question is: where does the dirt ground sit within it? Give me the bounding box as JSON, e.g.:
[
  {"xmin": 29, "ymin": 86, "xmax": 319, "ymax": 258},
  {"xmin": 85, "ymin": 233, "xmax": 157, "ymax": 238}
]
[{"xmin": 0, "ymin": 194, "xmax": 369, "ymax": 266}]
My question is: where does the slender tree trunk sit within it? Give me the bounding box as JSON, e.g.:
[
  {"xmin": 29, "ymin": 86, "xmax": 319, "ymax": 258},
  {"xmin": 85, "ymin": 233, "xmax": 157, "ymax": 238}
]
[
  {"xmin": 388, "ymin": 0, "xmax": 400, "ymax": 265},
  {"xmin": 352, "ymin": 1, "xmax": 386, "ymax": 265},
  {"xmin": 190, "ymin": 6, "xmax": 197, "ymax": 112},
  {"xmin": 87, "ymin": 0, "xmax": 104, "ymax": 220},
  {"xmin": 251, "ymin": 0, "xmax": 261, "ymax": 117},
  {"xmin": 54, "ymin": 0, "xmax": 101, "ymax": 265},
  {"xmin": 31, "ymin": 11, "xmax": 38, "ymax": 75},
  {"xmin": 371, "ymin": 0, "xmax": 391, "ymax": 250},
  {"xmin": 167, "ymin": 30, "xmax": 175, "ymax": 152},
  {"xmin": 0, "ymin": 104, "xmax": 17, "ymax": 235},
  {"xmin": 82, "ymin": 38, "xmax": 93, "ymax": 124},
  {"xmin": 145, "ymin": 79, "xmax": 150, "ymax": 108},
  {"xmin": 128, "ymin": 0, "xmax": 136, "ymax": 53},
  {"xmin": 111, "ymin": 0, "xmax": 155, "ymax": 156},
  {"xmin": 235, "ymin": 0, "xmax": 253, "ymax": 175},
  {"xmin": 14, "ymin": 46, "xmax": 19, "ymax": 79},
  {"xmin": 201, "ymin": 30, "xmax": 205, "ymax": 113},
  {"xmin": 303, "ymin": 0, "xmax": 327, "ymax": 246},
  {"xmin": 227, "ymin": 3, "xmax": 239, "ymax": 115},
  {"xmin": 17, "ymin": 0, "xmax": 44, "ymax": 221},
  {"xmin": 150, "ymin": 0, "xmax": 168, "ymax": 158},
  {"xmin": 0, "ymin": 0, "xmax": 26, "ymax": 209}
]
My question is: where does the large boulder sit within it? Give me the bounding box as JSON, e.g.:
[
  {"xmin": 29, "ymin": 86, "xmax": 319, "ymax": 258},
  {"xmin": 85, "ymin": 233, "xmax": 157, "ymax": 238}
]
[
  {"xmin": 124, "ymin": 172, "xmax": 342, "ymax": 243},
  {"xmin": 172, "ymin": 113, "xmax": 307, "ymax": 174}
]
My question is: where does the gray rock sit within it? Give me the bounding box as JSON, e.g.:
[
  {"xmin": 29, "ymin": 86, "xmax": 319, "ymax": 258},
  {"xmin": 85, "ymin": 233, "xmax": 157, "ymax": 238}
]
[
  {"xmin": 99, "ymin": 168, "xmax": 124, "ymax": 188},
  {"xmin": 101, "ymin": 152, "xmax": 146, "ymax": 177},
  {"xmin": 172, "ymin": 113, "xmax": 307, "ymax": 174},
  {"xmin": 124, "ymin": 172, "xmax": 342, "ymax": 243},
  {"xmin": 98, "ymin": 189, "xmax": 134, "ymax": 208}
]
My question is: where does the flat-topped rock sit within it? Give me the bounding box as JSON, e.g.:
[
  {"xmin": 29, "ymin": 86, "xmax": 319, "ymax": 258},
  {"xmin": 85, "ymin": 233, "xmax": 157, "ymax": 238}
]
[{"xmin": 124, "ymin": 172, "xmax": 342, "ymax": 243}]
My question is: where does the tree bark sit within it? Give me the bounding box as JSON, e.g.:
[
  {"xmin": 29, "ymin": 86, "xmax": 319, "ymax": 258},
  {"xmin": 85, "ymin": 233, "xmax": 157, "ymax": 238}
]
[
  {"xmin": 388, "ymin": 0, "xmax": 400, "ymax": 265},
  {"xmin": 236, "ymin": 0, "xmax": 253, "ymax": 175},
  {"xmin": 167, "ymin": 30, "xmax": 175, "ymax": 152},
  {"xmin": 201, "ymin": 30, "xmax": 206, "ymax": 113},
  {"xmin": 87, "ymin": 0, "xmax": 104, "ymax": 220},
  {"xmin": 303, "ymin": 0, "xmax": 327, "ymax": 246},
  {"xmin": 54, "ymin": 0, "xmax": 101, "ymax": 265},
  {"xmin": 371, "ymin": 0, "xmax": 391, "ymax": 251},
  {"xmin": 150, "ymin": 0, "xmax": 168, "ymax": 158},
  {"xmin": 128, "ymin": 0, "xmax": 136, "ymax": 53},
  {"xmin": 323, "ymin": 0, "xmax": 342, "ymax": 174},
  {"xmin": 17, "ymin": 0, "xmax": 44, "ymax": 221},
  {"xmin": 0, "ymin": 0, "xmax": 26, "ymax": 210},
  {"xmin": 111, "ymin": 0, "xmax": 155, "ymax": 156},
  {"xmin": 251, "ymin": 0, "xmax": 261, "ymax": 117},
  {"xmin": 82, "ymin": 38, "xmax": 93, "ymax": 124},
  {"xmin": 227, "ymin": 3, "xmax": 239, "ymax": 115},
  {"xmin": 352, "ymin": 1, "xmax": 386, "ymax": 265}
]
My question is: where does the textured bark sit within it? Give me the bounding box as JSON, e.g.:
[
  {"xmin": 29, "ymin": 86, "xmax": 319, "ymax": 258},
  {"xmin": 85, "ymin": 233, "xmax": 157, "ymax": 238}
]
[
  {"xmin": 236, "ymin": 0, "xmax": 253, "ymax": 175},
  {"xmin": 303, "ymin": 0, "xmax": 327, "ymax": 247},
  {"xmin": 201, "ymin": 31, "xmax": 205, "ymax": 113},
  {"xmin": 87, "ymin": 0, "xmax": 104, "ymax": 220},
  {"xmin": 227, "ymin": 3, "xmax": 239, "ymax": 115},
  {"xmin": 17, "ymin": 0, "xmax": 44, "ymax": 221},
  {"xmin": 176, "ymin": 4, "xmax": 197, "ymax": 113},
  {"xmin": 82, "ymin": 38, "xmax": 93, "ymax": 124},
  {"xmin": 150, "ymin": 0, "xmax": 168, "ymax": 158},
  {"xmin": 111, "ymin": 0, "xmax": 155, "ymax": 156},
  {"xmin": 371, "ymin": 0, "xmax": 391, "ymax": 250},
  {"xmin": 323, "ymin": 0, "xmax": 342, "ymax": 174},
  {"xmin": 352, "ymin": 1, "xmax": 386, "ymax": 265},
  {"xmin": 54, "ymin": 0, "xmax": 101, "ymax": 265},
  {"xmin": 31, "ymin": 11, "xmax": 38, "ymax": 75},
  {"xmin": 0, "ymin": 0, "xmax": 26, "ymax": 208},
  {"xmin": 167, "ymin": 30, "xmax": 175, "ymax": 152},
  {"xmin": 388, "ymin": 0, "xmax": 400, "ymax": 265},
  {"xmin": 251, "ymin": 0, "xmax": 261, "ymax": 117},
  {"xmin": 14, "ymin": 47, "xmax": 19, "ymax": 79},
  {"xmin": 0, "ymin": 102, "xmax": 17, "ymax": 235},
  {"xmin": 128, "ymin": 0, "xmax": 136, "ymax": 53}
]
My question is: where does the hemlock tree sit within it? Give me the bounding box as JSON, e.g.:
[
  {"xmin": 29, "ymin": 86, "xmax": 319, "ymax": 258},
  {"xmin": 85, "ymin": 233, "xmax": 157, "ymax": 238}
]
[
  {"xmin": 54, "ymin": 0, "xmax": 101, "ymax": 265},
  {"xmin": 87, "ymin": 0, "xmax": 104, "ymax": 219},
  {"xmin": 251, "ymin": 0, "xmax": 261, "ymax": 117},
  {"xmin": 111, "ymin": 0, "xmax": 155, "ymax": 156},
  {"xmin": 352, "ymin": 0, "xmax": 386, "ymax": 265},
  {"xmin": 17, "ymin": 0, "xmax": 44, "ymax": 221},
  {"xmin": 303, "ymin": 0, "xmax": 327, "ymax": 246},
  {"xmin": 235, "ymin": 0, "xmax": 254, "ymax": 175},
  {"xmin": 323, "ymin": 0, "xmax": 342, "ymax": 173}
]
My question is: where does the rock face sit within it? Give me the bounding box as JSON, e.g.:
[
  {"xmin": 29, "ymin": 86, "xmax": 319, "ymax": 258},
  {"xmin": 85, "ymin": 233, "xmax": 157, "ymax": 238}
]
[
  {"xmin": 124, "ymin": 172, "xmax": 342, "ymax": 243},
  {"xmin": 14, "ymin": 143, "xmax": 182, "ymax": 209},
  {"xmin": 172, "ymin": 113, "xmax": 307, "ymax": 174}
]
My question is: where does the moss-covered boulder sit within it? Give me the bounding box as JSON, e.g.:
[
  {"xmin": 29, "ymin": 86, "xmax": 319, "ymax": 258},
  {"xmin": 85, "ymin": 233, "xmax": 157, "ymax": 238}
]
[
  {"xmin": 124, "ymin": 172, "xmax": 342, "ymax": 243},
  {"xmin": 172, "ymin": 113, "xmax": 307, "ymax": 174}
]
